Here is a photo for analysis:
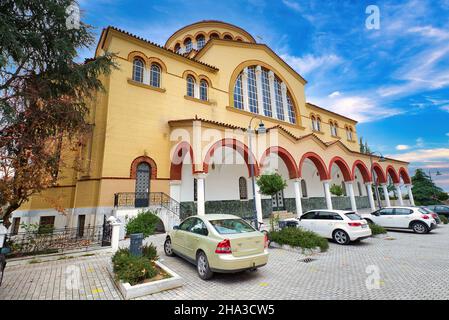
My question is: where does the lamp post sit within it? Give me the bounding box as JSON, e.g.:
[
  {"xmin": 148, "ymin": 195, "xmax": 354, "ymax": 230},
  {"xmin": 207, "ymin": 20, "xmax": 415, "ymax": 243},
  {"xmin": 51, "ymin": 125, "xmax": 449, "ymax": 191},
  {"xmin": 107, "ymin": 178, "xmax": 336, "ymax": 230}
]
[
  {"xmin": 368, "ymin": 151, "xmax": 386, "ymax": 209},
  {"xmin": 248, "ymin": 116, "xmax": 266, "ymax": 230},
  {"xmin": 428, "ymin": 170, "xmax": 442, "ymax": 200}
]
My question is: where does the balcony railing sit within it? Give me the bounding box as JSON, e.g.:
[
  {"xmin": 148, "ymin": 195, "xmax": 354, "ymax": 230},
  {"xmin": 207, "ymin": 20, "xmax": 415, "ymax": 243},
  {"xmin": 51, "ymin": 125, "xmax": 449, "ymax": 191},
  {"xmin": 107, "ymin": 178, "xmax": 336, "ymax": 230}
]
[{"xmin": 114, "ymin": 192, "xmax": 191, "ymax": 219}]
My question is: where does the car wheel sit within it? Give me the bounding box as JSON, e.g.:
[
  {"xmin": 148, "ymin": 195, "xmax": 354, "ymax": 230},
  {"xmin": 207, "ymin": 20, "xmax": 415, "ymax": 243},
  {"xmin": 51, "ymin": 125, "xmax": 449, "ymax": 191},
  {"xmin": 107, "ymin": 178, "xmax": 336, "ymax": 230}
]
[
  {"xmin": 333, "ymin": 229, "xmax": 350, "ymax": 245},
  {"xmin": 196, "ymin": 251, "xmax": 213, "ymax": 280},
  {"xmin": 164, "ymin": 237, "xmax": 175, "ymax": 257},
  {"xmin": 412, "ymin": 222, "xmax": 429, "ymax": 234}
]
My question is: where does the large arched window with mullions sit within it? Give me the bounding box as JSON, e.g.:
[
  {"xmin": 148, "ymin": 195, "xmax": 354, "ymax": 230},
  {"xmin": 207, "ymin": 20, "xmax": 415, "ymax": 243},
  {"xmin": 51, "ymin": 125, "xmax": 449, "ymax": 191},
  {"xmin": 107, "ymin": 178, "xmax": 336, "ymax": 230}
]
[{"xmin": 232, "ymin": 65, "xmax": 297, "ymax": 124}]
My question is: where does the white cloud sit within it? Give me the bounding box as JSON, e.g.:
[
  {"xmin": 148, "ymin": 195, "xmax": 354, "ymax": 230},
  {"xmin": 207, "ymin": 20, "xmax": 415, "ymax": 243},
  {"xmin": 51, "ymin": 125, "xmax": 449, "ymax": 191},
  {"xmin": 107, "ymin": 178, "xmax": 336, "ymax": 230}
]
[
  {"xmin": 396, "ymin": 145, "xmax": 410, "ymax": 151},
  {"xmin": 281, "ymin": 53, "xmax": 342, "ymax": 75},
  {"xmin": 328, "ymin": 91, "xmax": 341, "ymax": 98},
  {"xmin": 310, "ymin": 93, "xmax": 402, "ymax": 123},
  {"xmin": 408, "ymin": 26, "xmax": 449, "ymax": 40},
  {"xmin": 282, "ymin": 0, "xmax": 301, "ymax": 12},
  {"xmin": 441, "ymin": 105, "xmax": 449, "ymax": 112},
  {"xmin": 387, "ymin": 148, "xmax": 449, "ymax": 163}
]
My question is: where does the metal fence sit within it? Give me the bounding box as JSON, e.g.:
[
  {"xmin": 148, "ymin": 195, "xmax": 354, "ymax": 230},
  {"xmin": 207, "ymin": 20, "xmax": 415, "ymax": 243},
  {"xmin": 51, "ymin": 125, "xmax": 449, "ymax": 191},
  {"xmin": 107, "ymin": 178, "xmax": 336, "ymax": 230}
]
[{"xmin": 4, "ymin": 225, "xmax": 111, "ymax": 258}]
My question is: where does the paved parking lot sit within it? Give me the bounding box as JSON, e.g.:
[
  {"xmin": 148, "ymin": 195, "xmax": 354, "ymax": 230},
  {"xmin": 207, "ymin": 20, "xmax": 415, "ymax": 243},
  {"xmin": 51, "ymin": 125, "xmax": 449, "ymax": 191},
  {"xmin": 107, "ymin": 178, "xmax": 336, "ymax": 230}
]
[{"xmin": 1, "ymin": 225, "xmax": 448, "ymax": 300}]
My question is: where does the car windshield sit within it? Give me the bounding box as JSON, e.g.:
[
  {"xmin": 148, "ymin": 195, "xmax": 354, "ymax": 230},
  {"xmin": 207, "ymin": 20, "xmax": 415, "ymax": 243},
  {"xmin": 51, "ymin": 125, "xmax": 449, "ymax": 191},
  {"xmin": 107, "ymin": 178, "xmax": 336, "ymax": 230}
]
[
  {"xmin": 345, "ymin": 212, "xmax": 362, "ymax": 220},
  {"xmin": 209, "ymin": 219, "xmax": 255, "ymax": 234}
]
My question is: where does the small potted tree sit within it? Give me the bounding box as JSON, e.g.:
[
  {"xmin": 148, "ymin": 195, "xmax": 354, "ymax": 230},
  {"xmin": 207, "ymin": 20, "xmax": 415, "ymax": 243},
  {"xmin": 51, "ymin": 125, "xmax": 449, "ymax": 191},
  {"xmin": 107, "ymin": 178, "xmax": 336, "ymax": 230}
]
[
  {"xmin": 330, "ymin": 184, "xmax": 344, "ymax": 196},
  {"xmin": 256, "ymin": 172, "xmax": 287, "ymax": 230}
]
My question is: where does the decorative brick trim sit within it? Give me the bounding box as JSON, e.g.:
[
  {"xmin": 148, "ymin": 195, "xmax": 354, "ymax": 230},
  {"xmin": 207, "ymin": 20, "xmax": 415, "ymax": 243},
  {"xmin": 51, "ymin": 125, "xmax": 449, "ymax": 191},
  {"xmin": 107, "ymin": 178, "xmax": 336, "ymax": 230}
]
[{"xmin": 130, "ymin": 156, "xmax": 158, "ymax": 179}]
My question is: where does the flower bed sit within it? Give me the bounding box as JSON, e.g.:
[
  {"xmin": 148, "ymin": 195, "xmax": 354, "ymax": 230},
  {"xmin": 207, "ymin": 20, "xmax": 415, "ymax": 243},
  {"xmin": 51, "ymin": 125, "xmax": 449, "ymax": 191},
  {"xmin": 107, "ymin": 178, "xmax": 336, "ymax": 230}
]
[{"xmin": 111, "ymin": 244, "xmax": 183, "ymax": 299}]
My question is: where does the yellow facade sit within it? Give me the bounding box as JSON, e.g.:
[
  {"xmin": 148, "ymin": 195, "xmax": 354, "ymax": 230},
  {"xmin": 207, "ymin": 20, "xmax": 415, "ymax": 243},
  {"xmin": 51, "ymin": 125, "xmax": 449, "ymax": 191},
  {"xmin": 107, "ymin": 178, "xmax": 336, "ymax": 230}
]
[{"xmin": 20, "ymin": 21, "xmax": 411, "ymax": 219}]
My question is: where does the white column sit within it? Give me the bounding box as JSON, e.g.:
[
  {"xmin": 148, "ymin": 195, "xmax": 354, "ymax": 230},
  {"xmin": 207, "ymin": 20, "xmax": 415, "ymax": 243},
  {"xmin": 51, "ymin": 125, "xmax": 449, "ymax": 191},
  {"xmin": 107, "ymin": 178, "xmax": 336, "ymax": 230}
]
[
  {"xmin": 242, "ymin": 67, "xmax": 250, "ymax": 112},
  {"xmin": 254, "ymin": 183, "xmax": 263, "ymax": 225},
  {"xmin": 406, "ymin": 184, "xmax": 415, "ymax": 206},
  {"xmin": 0, "ymin": 223, "xmax": 7, "ymax": 248},
  {"xmin": 281, "ymin": 82, "xmax": 290, "ymax": 122},
  {"xmin": 293, "ymin": 179, "xmax": 303, "ymax": 218},
  {"xmin": 195, "ymin": 173, "xmax": 206, "ymax": 216},
  {"xmin": 381, "ymin": 184, "xmax": 391, "ymax": 207},
  {"xmin": 143, "ymin": 67, "xmax": 150, "ymax": 85},
  {"xmin": 323, "ymin": 180, "xmax": 333, "ymax": 210},
  {"xmin": 194, "ymin": 82, "xmax": 200, "ymax": 99},
  {"xmin": 107, "ymin": 216, "xmax": 122, "ymax": 252},
  {"xmin": 255, "ymin": 66, "xmax": 265, "ymax": 116},
  {"xmin": 268, "ymin": 71, "xmax": 278, "ymax": 119},
  {"xmin": 365, "ymin": 182, "xmax": 376, "ymax": 211},
  {"xmin": 346, "ymin": 181, "xmax": 357, "ymax": 212},
  {"xmin": 169, "ymin": 180, "xmax": 182, "ymax": 204},
  {"xmin": 395, "ymin": 184, "xmax": 404, "ymax": 206}
]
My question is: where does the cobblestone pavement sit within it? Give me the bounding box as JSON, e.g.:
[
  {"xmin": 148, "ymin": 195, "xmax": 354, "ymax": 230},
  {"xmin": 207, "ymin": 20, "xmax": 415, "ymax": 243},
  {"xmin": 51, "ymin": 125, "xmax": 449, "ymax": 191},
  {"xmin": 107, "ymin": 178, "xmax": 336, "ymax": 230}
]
[{"xmin": 1, "ymin": 225, "xmax": 448, "ymax": 300}]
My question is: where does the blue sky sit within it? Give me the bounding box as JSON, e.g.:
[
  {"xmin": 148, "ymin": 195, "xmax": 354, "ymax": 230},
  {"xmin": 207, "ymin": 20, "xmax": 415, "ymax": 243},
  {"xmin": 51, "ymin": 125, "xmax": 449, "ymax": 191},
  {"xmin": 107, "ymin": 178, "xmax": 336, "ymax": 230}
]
[{"xmin": 78, "ymin": 0, "xmax": 449, "ymax": 190}]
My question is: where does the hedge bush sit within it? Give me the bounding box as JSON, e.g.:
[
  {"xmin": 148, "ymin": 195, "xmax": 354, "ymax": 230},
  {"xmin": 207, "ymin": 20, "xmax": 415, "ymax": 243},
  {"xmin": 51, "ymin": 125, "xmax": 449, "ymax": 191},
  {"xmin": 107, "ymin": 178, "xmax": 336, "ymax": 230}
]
[
  {"xmin": 368, "ymin": 223, "xmax": 387, "ymax": 235},
  {"xmin": 269, "ymin": 227, "xmax": 329, "ymax": 252},
  {"xmin": 126, "ymin": 210, "xmax": 160, "ymax": 237},
  {"xmin": 112, "ymin": 248, "xmax": 157, "ymax": 286},
  {"xmin": 439, "ymin": 215, "xmax": 449, "ymax": 225},
  {"xmin": 142, "ymin": 243, "xmax": 159, "ymax": 261}
]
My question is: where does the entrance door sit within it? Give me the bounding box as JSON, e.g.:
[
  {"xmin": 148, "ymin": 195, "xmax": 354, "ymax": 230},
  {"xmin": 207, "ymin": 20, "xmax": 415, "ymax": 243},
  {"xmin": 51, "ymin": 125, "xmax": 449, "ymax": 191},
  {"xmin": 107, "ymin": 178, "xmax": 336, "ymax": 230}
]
[
  {"xmin": 271, "ymin": 190, "xmax": 285, "ymax": 211},
  {"xmin": 135, "ymin": 162, "xmax": 150, "ymax": 207}
]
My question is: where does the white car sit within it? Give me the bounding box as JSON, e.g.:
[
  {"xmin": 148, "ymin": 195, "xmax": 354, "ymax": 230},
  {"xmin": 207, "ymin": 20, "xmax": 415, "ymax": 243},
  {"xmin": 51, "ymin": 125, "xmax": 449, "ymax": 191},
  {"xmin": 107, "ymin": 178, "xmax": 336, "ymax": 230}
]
[
  {"xmin": 298, "ymin": 210, "xmax": 372, "ymax": 245},
  {"xmin": 360, "ymin": 206, "xmax": 437, "ymax": 234}
]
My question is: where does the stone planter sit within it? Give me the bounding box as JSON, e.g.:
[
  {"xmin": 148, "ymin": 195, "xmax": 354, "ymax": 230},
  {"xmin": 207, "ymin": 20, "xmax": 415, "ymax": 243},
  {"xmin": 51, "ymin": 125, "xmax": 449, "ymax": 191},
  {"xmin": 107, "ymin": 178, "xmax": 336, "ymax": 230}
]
[
  {"xmin": 111, "ymin": 260, "xmax": 183, "ymax": 300},
  {"xmin": 269, "ymin": 241, "xmax": 321, "ymax": 255}
]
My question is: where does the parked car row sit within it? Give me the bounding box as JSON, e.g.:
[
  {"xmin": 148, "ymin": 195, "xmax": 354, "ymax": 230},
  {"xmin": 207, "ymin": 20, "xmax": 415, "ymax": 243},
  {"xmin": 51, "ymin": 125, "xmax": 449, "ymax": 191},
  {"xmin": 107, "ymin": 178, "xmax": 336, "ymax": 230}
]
[{"xmin": 164, "ymin": 204, "xmax": 444, "ymax": 280}]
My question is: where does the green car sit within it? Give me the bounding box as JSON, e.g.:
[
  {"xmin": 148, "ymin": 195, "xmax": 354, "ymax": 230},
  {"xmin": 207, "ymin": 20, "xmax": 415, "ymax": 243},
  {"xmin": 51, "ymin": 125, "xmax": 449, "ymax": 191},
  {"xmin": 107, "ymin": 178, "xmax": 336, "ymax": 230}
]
[{"xmin": 164, "ymin": 214, "xmax": 269, "ymax": 280}]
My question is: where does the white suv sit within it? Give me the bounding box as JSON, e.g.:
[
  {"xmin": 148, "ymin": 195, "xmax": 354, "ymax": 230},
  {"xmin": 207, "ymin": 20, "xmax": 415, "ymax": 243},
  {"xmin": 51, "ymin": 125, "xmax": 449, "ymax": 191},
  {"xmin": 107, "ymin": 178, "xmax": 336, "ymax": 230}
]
[
  {"xmin": 361, "ymin": 206, "xmax": 437, "ymax": 234},
  {"xmin": 297, "ymin": 210, "xmax": 372, "ymax": 245}
]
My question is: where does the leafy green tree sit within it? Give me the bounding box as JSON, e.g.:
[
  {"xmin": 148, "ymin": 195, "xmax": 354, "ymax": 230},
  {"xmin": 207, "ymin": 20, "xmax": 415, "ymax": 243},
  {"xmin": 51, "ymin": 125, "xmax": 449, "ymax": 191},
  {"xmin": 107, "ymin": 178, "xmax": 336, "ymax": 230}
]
[
  {"xmin": 256, "ymin": 173, "xmax": 287, "ymax": 212},
  {"xmin": 330, "ymin": 184, "xmax": 343, "ymax": 196},
  {"xmin": 411, "ymin": 169, "xmax": 445, "ymax": 205},
  {"xmin": 0, "ymin": 0, "xmax": 116, "ymax": 227}
]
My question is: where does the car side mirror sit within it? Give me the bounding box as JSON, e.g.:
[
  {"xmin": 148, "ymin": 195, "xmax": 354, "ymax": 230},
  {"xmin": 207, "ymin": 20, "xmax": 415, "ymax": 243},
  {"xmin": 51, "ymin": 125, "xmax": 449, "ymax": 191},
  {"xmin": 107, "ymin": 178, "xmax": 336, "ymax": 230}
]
[
  {"xmin": 372, "ymin": 212, "xmax": 379, "ymax": 216},
  {"xmin": 173, "ymin": 225, "xmax": 179, "ymax": 230}
]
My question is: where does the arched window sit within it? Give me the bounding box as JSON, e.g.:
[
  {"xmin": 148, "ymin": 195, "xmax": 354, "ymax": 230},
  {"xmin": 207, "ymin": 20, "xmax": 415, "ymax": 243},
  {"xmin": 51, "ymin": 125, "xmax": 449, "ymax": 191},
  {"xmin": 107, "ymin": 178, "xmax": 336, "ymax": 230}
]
[
  {"xmin": 184, "ymin": 38, "xmax": 192, "ymax": 53},
  {"xmin": 239, "ymin": 177, "xmax": 248, "ymax": 200},
  {"xmin": 210, "ymin": 33, "xmax": 219, "ymax": 39},
  {"xmin": 346, "ymin": 126, "xmax": 353, "ymax": 141},
  {"xmin": 330, "ymin": 121, "xmax": 338, "ymax": 137},
  {"xmin": 311, "ymin": 115, "xmax": 317, "ymax": 131},
  {"xmin": 341, "ymin": 181, "xmax": 347, "ymax": 196},
  {"xmin": 174, "ymin": 43, "xmax": 181, "ymax": 54},
  {"xmin": 287, "ymin": 95, "xmax": 296, "ymax": 124},
  {"xmin": 232, "ymin": 65, "xmax": 297, "ymax": 123},
  {"xmin": 150, "ymin": 63, "xmax": 161, "ymax": 88},
  {"xmin": 234, "ymin": 74, "xmax": 244, "ymax": 109},
  {"xmin": 196, "ymin": 35, "xmax": 205, "ymax": 49},
  {"xmin": 200, "ymin": 80, "xmax": 208, "ymax": 101},
  {"xmin": 261, "ymin": 69, "xmax": 272, "ymax": 117},
  {"xmin": 247, "ymin": 67, "xmax": 258, "ymax": 113},
  {"xmin": 224, "ymin": 34, "xmax": 233, "ymax": 40},
  {"xmin": 186, "ymin": 75, "xmax": 195, "ymax": 97},
  {"xmin": 132, "ymin": 58, "xmax": 144, "ymax": 83},
  {"xmin": 316, "ymin": 117, "xmax": 321, "ymax": 131},
  {"xmin": 301, "ymin": 180, "xmax": 308, "ymax": 198}
]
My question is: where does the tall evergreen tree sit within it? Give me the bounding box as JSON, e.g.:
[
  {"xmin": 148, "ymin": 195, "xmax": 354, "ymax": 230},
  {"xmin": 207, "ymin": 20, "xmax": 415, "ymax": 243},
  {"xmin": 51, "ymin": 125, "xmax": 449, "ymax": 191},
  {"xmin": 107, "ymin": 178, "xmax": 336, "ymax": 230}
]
[
  {"xmin": 0, "ymin": 0, "xmax": 116, "ymax": 227},
  {"xmin": 411, "ymin": 169, "xmax": 445, "ymax": 205}
]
